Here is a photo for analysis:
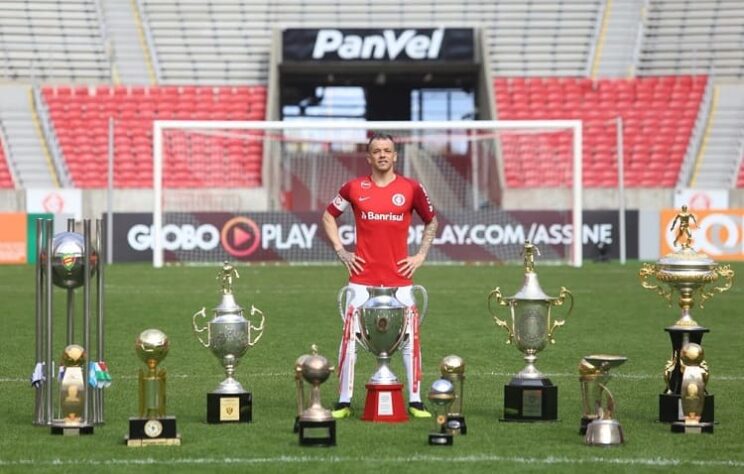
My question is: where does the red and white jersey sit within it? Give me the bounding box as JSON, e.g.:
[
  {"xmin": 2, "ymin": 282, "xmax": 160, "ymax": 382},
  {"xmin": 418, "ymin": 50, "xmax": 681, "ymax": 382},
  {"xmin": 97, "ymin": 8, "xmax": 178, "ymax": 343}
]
[{"xmin": 327, "ymin": 174, "xmax": 436, "ymax": 287}]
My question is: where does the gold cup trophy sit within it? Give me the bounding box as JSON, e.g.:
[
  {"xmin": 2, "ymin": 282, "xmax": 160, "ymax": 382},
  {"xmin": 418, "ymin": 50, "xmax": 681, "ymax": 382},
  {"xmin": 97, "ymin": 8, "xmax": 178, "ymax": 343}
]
[
  {"xmin": 125, "ymin": 329, "xmax": 180, "ymax": 447},
  {"xmin": 639, "ymin": 205, "xmax": 733, "ymax": 423},
  {"xmin": 440, "ymin": 355, "xmax": 467, "ymax": 435},
  {"xmin": 579, "ymin": 355, "xmax": 627, "ymax": 446},
  {"xmin": 489, "ymin": 242, "xmax": 573, "ymax": 421},
  {"xmin": 50, "ymin": 344, "xmax": 94, "ymax": 435},
  {"xmin": 294, "ymin": 345, "xmax": 336, "ymax": 446}
]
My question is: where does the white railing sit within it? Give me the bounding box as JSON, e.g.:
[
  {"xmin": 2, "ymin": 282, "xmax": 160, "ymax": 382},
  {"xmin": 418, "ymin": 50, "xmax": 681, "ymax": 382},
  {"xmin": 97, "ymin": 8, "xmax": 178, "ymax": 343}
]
[
  {"xmin": 585, "ymin": 0, "xmax": 607, "ymax": 77},
  {"xmin": 676, "ymin": 76, "xmax": 714, "ymax": 188},
  {"xmin": 0, "ymin": 125, "xmax": 19, "ymax": 189},
  {"xmin": 136, "ymin": 0, "xmax": 162, "ymax": 83},
  {"xmin": 32, "ymin": 86, "xmax": 73, "ymax": 187}
]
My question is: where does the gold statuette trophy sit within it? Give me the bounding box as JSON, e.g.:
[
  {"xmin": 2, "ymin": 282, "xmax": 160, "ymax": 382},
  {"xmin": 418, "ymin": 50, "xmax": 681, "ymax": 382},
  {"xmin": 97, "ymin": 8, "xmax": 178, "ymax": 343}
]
[
  {"xmin": 440, "ymin": 355, "xmax": 467, "ymax": 435},
  {"xmin": 295, "ymin": 345, "xmax": 336, "ymax": 446},
  {"xmin": 126, "ymin": 329, "xmax": 180, "ymax": 447},
  {"xmin": 193, "ymin": 262, "xmax": 265, "ymax": 423},
  {"xmin": 489, "ymin": 241, "xmax": 573, "ymax": 421},
  {"xmin": 639, "ymin": 205, "xmax": 733, "ymax": 423},
  {"xmin": 671, "ymin": 343, "xmax": 713, "ymax": 434},
  {"xmin": 579, "ymin": 355, "xmax": 627, "ymax": 446}
]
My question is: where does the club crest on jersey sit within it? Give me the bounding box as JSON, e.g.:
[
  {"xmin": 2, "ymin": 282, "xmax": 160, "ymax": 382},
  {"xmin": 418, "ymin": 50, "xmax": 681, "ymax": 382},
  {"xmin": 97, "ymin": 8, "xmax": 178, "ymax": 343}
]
[
  {"xmin": 361, "ymin": 180, "xmax": 372, "ymax": 190},
  {"xmin": 392, "ymin": 193, "xmax": 406, "ymax": 206}
]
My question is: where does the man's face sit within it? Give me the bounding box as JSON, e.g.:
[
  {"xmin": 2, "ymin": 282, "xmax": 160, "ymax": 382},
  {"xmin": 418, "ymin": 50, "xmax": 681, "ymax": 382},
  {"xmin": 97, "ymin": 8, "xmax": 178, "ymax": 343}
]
[{"xmin": 367, "ymin": 138, "xmax": 397, "ymax": 173}]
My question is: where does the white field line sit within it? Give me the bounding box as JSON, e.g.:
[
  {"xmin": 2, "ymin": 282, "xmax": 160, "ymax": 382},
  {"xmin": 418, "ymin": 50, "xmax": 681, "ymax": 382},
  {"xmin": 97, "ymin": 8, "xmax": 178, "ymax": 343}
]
[
  {"xmin": 1, "ymin": 454, "xmax": 744, "ymax": 468},
  {"xmin": 5, "ymin": 371, "xmax": 744, "ymax": 383}
]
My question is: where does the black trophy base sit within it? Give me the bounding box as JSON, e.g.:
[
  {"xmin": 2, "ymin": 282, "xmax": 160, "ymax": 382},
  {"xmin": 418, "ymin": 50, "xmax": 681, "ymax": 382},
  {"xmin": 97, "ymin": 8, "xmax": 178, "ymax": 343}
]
[
  {"xmin": 580, "ymin": 416, "xmax": 597, "ymax": 435},
  {"xmin": 671, "ymin": 421, "xmax": 714, "ymax": 434},
  {"xmin": 207, "ymin": 392, "xmax": 252, "ymax": 423},
  {"xmin": 446, "ymin": 415, "xmax": 467, "ymax": 435},
  {"xmin": 126, "ymin": 416, "xmax": 181, "ymax": 447},
  {"xmin": 51, "ymin": 423, "xmax": 94, "ymax": 436},
  {"xmin": 659, "ymin": 393, "xmax": 714, "ymax": 423},
  {"xmin": 429, "ymin": 432, "xmax": 454, "ymax": 446},
  {"xmin": 293, "ymin": 416, "xmax": 300, "ymax": 433},
  {"xmin": 298, "ymin": 420, "xmax": 336, "ymax": 447},
  {"xmin": 502, "ymin": 378, "xmax": 558, "ymax": 422}
]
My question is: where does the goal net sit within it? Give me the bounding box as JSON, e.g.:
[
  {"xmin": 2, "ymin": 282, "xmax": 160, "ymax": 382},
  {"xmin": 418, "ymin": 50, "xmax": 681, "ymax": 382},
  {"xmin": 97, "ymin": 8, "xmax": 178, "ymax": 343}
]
[{"xmin": 152, "ymin": 120, "xmax": 582, "ymax": 267}]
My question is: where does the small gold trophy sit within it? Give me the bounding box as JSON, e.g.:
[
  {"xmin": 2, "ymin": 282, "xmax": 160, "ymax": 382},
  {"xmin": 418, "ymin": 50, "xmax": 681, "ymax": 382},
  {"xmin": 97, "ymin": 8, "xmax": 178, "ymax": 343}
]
[
  {"xmin": 579, "ymin": 355, "xmax": 627, "ymax": 446},
  {"xmin": 50, "ymin": 344, "xmax": 94, "ymax": 435},
  {"xmin": 489, "ymin": 242, "xmax": 573, "ymax": 421},
  {"xmin": 428, "ymin": 378, "xmax": 456, "ymax": 446},
  {"xmin": 295, "ymin": 345, "xmax": 335, "ymax": 446},
  {"xmin": 639, "ymin": 205, "xmax": 733, "ymax": 423},
  {"xmin": 126, "ymin": 329, "xmax": 180, "ymax": 446},
  {"xmin": 440, "ymin": 355, "xmax": 466, "ymax": 435},
  {"xmin": 671, "ymin": 343, "xmax": 713, "ymax": 434}
]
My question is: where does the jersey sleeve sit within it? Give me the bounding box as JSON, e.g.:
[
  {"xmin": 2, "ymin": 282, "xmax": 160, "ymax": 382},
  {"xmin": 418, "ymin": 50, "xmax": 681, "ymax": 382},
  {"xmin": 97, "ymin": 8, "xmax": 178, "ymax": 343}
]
[
  {"xmin": 412, "ymin": 181, "xmax": 436, "ymax": 224},
  {"xmin": 326, "ymin": 181, "xmax": 352, "ymax": 217}
]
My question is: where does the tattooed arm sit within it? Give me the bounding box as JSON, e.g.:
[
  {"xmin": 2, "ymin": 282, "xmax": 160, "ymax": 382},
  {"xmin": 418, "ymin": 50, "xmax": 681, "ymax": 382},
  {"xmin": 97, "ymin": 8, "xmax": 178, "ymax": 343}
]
[{"xmin": 397, "ymin": 216, "xmax": 438, "ymax": 279}]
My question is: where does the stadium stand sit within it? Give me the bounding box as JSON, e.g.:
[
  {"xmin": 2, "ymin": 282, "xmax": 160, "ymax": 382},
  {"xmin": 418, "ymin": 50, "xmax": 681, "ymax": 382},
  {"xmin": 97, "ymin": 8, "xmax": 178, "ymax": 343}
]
[
  {"xmin": 0, "ymin": 0, "xmax": 112, "ymax": 82},
  {"xmin": 637, "ymin": 0, "xmax": 744, "ymax": 78},
  {"xmin": 0, "ymin": 131, "xmax": 16, "ymax": 189},
  {"xmin": 42, "ymin": 85, "xmax": 267, "ymax": 188},
  {"xmin": 495, "ymin": 75, "xmax": 707, "ymax": 188},
  {"xmin": 139, "ymin": 0, "xmax": 603, "ymax": 83}
]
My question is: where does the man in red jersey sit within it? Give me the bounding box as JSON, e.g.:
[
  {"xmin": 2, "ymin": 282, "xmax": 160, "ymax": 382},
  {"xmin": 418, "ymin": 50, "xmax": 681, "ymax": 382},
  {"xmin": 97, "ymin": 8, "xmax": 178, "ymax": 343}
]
[{"xmin": 322, "ymin": 133, "xmax": 439, "ymax": 419}]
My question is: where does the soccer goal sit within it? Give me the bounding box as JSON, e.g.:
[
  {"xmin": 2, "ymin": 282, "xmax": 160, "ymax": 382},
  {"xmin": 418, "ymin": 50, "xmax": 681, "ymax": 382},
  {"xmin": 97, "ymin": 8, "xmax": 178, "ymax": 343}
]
[{"xmin": 152, "ymin": 120, "xmax": 582, "ymax": 268}]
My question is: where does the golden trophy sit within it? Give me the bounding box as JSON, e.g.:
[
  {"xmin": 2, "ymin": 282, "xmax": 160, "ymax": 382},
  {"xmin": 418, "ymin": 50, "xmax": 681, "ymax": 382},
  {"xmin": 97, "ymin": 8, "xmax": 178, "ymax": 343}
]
[
  {"xmin": 50, "ymin": 344, "xmax": 94, "ymax": 435},
  {"xmin": 639, "ymin": 205, "xmax": 733, "ymax": 423},
  {"xmin": 295, "ymin": 345, "xmax": 336, "ymax": 446},
  {"xmin": 489, "ymin": 242, "xmax": 573, "ymax": 421},
  {"xmin": 579, "ymin": 355, "xmax": 627, "ymax": 446},
  {"xmin": 126, "ymin": 329, "xmax": 180, "ymax": 447},
  {"xmin": 671, "ymin": 343, "xmax": 713, "ymax": 434},
  {"xmin": 427, "ymin": 378, "xmax": 456, "ymax": 446},
  {"xmin": 440, "ymin": 355, "xmax": 466, "ymax": 435}
]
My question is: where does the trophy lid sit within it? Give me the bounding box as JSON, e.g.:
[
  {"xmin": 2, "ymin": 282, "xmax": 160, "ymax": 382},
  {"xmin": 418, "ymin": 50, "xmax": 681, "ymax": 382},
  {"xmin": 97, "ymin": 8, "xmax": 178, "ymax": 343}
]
[
  {"xmin": 512, "ymin": 272, "xmax": 552, "ymax": 301},
  {"xmin": 658, "ymin": 247, "xmax": 715, "ymax": 267},
  {"xmin": 213, "ymin": 292, "xmax": 244, "ymax": 315}
]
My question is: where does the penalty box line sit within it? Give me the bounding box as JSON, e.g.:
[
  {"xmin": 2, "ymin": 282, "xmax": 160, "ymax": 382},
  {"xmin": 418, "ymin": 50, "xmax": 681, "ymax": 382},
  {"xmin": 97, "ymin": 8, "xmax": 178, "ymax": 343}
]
[{"xmin": 2, "ymin": 455, "xmax": 744, "ymax": 468}]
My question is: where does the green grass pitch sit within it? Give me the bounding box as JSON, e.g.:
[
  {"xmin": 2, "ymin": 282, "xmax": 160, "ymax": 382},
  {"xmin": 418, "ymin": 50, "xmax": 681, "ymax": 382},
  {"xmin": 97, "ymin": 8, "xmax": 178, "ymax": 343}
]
[{"xmin": 1, "ymin": 261, "xmax": 743, "ymax": 473}]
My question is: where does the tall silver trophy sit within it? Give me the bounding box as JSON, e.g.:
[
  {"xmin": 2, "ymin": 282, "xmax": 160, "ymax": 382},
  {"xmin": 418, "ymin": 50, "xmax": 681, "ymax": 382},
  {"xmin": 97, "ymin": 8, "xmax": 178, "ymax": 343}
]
[
  {"xmin": 338, "ymin": 285, "xmax": 428, "ymax": 422},
  {"xmin": 488, "ymin": 242, "xmax": 573, "ymax": 421},
  {"xmin": 193, "ymin": 262, "xmax": 265, "ymax": 423}
]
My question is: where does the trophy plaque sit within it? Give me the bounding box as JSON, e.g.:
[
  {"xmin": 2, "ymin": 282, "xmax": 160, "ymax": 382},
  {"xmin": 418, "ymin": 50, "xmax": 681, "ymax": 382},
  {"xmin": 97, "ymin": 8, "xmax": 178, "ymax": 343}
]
[
  {"xmin": 295, "ymin": 345, "xmax": 336, "ymax": 446},
  {"xmin": 50, "ymin": 344, "xmax": 94, "ymax": 435},
  {"xmin": 126, "ymin": 329, "xmax": 180, "ymax": 447},
  {"xmin": 428, "ymin": 378, "xmax": 456, "ymax": 446},
  {"xmin": 352, "ymin": 286, "xmax": 427, "ymax": 423},
  {"xmin": 193, "ymin": 262, "xmax": 265, "ymax": 424},
  {"xmin": 639, "ymin": 206, "xmax": 733, "ymax": 423},
  {"xmin": 440, "ymin": 355, "xmax": 467, "ymax": 435},
  {"xmin": 489, "ymin": 242, "xmax": 573, "ymax": 422},
  {"xmin": 671, "ymin": 343, "xmax": 713, "ymax": 434},
  {"xmin": 579, "ymin": 355, "xmax": 627, "ymax": 446}
]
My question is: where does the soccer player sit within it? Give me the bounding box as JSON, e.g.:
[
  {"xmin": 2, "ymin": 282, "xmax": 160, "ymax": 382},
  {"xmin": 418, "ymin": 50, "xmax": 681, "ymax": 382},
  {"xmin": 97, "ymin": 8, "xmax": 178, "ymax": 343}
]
[{"xmin": 322, "ymin": 133, "xmax": 439, "ymax": 419}]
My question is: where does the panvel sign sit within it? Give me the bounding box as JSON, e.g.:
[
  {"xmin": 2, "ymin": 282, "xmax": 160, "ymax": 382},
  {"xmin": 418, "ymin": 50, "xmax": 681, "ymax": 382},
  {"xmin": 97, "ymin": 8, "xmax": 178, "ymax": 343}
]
[
  {"xmin": 660, "ymin": 209, "xmax": 744, "ymax": 260},
  {"xmin": 282, "ymin": 28, "xmax": 475, "ymax": 62},
  {"xmin": 112, "ymin": 211, "xmax": 637, "ymax": 263}
]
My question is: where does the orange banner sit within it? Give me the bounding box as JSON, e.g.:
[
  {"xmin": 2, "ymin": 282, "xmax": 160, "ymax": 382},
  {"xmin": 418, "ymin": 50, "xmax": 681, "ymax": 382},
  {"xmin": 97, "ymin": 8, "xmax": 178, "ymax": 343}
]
[
  {"xmin": 660, "ymin": 209, "xmax": 744, "ymax": 260},
  {"xmin": 0, "ymin": 213, "xmax": 27, "ymax": 264}
]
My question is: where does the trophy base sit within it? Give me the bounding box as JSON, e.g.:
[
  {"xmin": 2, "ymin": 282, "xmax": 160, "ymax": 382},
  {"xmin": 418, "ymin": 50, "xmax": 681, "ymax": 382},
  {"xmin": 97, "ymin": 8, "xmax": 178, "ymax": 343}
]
[
  {"xmin": 446, "ymin": 415, "xmax": 467, "ymax": 435},
  {"xmin": 207, "ymin": 392, "xmax": 252, "ymax": 423},
  {"xmin": 659, "ymin": 393, "xmax": 714, "ymax": 423},
  {"xmin": 361, "ymin": 383, "xmax": 408, "ymax": 423},
  {"xmin": 585, "ymin": 419, "xmax": 624, "ymax": 446},
  {"xmin": 502, "ymin": 378, "xmax": 557, "ymax": 422},
  {"xmin": 293, "ymin": 416, "xmax": 300, "ymax": 433},
  {"xmin": 429, "ymin": 432, "xmax": 453, "ymax": 446},
  {"xmin": 298, "ymin": 419, "xmax": 336, "ymax": 447},
  {"xmin": 671, "ymin": 420, "xmax": 713, "ymax": 434},
  {"xmin": 580, "ymin": 415, "xmax": 598, "ymax": 435},
  {"xmin": 51, "ymin": 424, "xmax": 94, "ymax": 436},
  {"xmin": 126, "ymin": 416, "xmax": 181, "ymax": 447}
]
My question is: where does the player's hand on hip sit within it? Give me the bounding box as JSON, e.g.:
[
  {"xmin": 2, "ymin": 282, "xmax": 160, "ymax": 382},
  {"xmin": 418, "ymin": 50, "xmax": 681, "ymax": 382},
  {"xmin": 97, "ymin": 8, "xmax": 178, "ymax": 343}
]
[
  {"xmin": 336, "ymin": 248, "xmax": 365, "ymax": 275},
  {"xmin": 397, "ymin": 254, "xmax": 425, "ymax": 278}
]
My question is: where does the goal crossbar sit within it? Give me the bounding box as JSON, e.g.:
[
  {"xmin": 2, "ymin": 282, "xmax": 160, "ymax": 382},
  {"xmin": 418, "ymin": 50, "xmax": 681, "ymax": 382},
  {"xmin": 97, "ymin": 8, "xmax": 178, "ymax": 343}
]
[{"xmin": 152, "ymin": 119, "xmax": 583, "ymax": 267}]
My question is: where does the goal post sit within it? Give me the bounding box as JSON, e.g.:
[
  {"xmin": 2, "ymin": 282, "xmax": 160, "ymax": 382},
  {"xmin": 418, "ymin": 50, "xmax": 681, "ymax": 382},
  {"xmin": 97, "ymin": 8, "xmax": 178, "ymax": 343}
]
[{"xmin": 152, "ymin": 119, "xmax": 583, "ymax": 268}]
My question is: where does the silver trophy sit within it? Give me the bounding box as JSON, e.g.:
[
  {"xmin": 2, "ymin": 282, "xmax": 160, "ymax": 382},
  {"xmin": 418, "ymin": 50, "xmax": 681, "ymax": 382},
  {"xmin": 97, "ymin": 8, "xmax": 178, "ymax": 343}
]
[
  {"xmin": 295, "ymin": 344, "xmax": 336, "ymax": 446},
  {"xmin": 193, "ymin": 262, "xmax": 265, "ymax": 423},
  {"xmin": 579, "ymin": 355, "xmax": 627, "ymax": 446}
]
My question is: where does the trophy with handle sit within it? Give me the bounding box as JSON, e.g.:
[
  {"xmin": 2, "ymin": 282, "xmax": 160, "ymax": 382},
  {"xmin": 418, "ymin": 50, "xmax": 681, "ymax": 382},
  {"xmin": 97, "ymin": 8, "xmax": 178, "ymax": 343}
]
[
  {"xmin": 488, "ymin": 242, "xmax": 573, "ymax": 421},
  {"xmin": 193, "ymin": 261, "xmax": 265, "ymax": 423}
]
